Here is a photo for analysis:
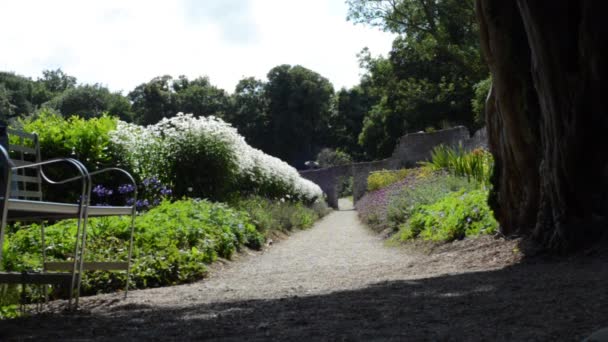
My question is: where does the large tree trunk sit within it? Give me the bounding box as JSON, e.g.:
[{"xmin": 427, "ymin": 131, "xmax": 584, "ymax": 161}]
[{"xmin": 476, "ymin": 1, "xmax": 608, "ymax": 252}]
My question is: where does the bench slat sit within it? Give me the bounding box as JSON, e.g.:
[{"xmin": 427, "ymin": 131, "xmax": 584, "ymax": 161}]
[
  {"xmin": 45, "ymin": 262, "xmax": 129, "ymax": 271},
  {"xmin": 0, "ymin": 272, "xmax": 72, "ymax": 285},
  {"xmin": 7, "ymin": 129, "xmax": 37, "ymax": 140},
  {"xmin": 10, "ymin": 145, "xmax": 36, "ymax": 154},
  {"xmin": 13, "ymin": 175, "xmax": 40, "ymax": 184},
  {"xmin": 11, "ymin": 190, "xmax": 42, "ymax": 199},
  {"xmin": 10, "ymin": 159, "xmax": 35, "ymax": 167}
]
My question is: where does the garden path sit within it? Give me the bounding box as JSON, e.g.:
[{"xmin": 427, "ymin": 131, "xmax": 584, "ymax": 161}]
[{"xmin": 3, "ymin": 199, "xmax": 608, "ymax": 340}]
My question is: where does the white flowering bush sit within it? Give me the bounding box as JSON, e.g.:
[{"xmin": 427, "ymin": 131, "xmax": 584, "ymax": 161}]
[{"xmin": 110, "ymin": 113, "xmax": 323, "ymax": 202}]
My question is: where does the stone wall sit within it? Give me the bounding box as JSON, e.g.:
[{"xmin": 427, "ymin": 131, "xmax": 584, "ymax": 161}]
[
  {"xmin": 299, "ymin": 126, "xmax": 488, "ymax": 208},
  {"xmin": 388, "ymin": 126, "xmax": 471, "ymax": 169},
  {"xmin": 352, "ymin": 159, "xmax": 392, "ymax": 202},
  {"xmin": 300, "ymin": 164, "xmax": 352, "ymax": 209}
]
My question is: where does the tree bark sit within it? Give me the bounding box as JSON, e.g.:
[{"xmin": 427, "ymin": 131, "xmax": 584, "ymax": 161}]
[{"xmin": 476, "ymin": 1, "xmax": 608, "ymax": 252}]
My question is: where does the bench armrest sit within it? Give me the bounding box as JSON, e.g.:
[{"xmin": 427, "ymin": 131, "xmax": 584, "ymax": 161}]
[{"xmin": 0, "ymin": 145, "xmax": 90, "ymax": 205}]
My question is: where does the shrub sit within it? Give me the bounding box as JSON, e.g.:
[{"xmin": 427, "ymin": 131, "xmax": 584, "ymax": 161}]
[
  {"xmin": 111, "ymin": 114, "xmax": 323, "ymax": 202},
  {"xmin": 2, "ymin": 199, "xmax": 264, "ymax": 294},
  {"xmin": 367, "ymin": 168, "xmax": 416, "ymax": 191},
  {"xmin": 400, "ymin": 189, "xmax": 498, "ymax": 242},
  {"xmin": 14, "ymin": 110, "xmax": 122, "ymax": 202},
  {"xmin": 356, "ymin": 169, "xmax": 423, "ymax": 232},
  {"xmin": 231, "ymin": 196, "xmax": 329, "ymax": 233},
  {"xmin": 315, "ymin": 148, "xmax": 352, "ymax": 168},
  {"xmin": 17, "ymin": 109, "xmax": 119, "ymax": 171},
  {"xmin": 386, "ymin": 173, "xmax": 479, "ymax": 230},
  {"xmin": 422, "ymin": 144, "xmax": 493, "ymax": 186}
]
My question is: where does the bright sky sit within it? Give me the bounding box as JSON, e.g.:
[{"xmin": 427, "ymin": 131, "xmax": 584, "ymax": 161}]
[{"xmin": 0, "ymin": 0, "xmax": 395, "ymax": 94}]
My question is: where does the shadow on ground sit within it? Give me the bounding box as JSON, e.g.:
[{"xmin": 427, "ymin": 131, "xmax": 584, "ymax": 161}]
[{"xmin": 1, "ymin": 254, "xmax": 606, "ymax": 341}]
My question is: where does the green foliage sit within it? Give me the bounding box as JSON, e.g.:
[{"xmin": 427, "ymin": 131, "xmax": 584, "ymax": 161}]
[
  {"xmin": 367, "ymin": 168, "xmax": 415, "ymax": 191},
  {"xmin": 231, "ymin": 196, "xmax": 329, "ymax": 233},
  {"xmin": 472, "ymin": 76, "xmax": 492, "ymax": 125},
  {"xmin": 400, "ymin": 189, "xmax": 498, "ymax": 242},
  {"xmin": 422, "ymin": 145, "xmax": 494, "ymax": 186},
  {"xmin": 347, "ymin": 0, "xmax": 488, "ymax": 159},
  {"xmin": 129, "ymin": 75, "xmax": 231, "ymax": 125},
  {"xmin": 386, "ymin": 173, "xmax": 479, "ymax": 229},
  {"xmin": 44, "ymin": 84, "xmax": 133, "ymax": 121},
  {"xmin": 18, "ymin": 109, "xmax": 119, "ymax": 171},
  {"xmin": 2, "ymin": 199, "xmax": 264, "ymax": 294},
  {"xmin": 226, "ymin": 77, "xmax": 269, "ymax": 150},
  {"xmin": 315, "ymin": 148, "xmax": 352, "ymax": 168},
  {"xmin": 0, "ymin": 72, "xmax": 36, "ymax": 119},
  {"xmin": 265, "ymin": 64, "xmax": 335, "ymax": 168},
  {"xmin": 165, "ymin": 130, "xmax": 238, "ymax": 201},
  {"xmin": 330, "ymin": 86, "xmax": 375, "ymax": 159}
]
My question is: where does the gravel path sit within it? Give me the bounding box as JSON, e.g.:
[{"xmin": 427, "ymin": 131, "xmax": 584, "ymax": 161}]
[
  {"xmin": 2, "ymin": 199, "xmax": 608, "ymax": 341},
  {"xmin": 89, "ymin": 198, "xmax": 419, "ymax": 307}
]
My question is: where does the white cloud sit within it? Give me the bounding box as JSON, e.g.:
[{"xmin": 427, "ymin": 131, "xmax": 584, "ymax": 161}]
[{"xmin": 0, "ymin": 0, "xmax": 394, "ymax": 94}]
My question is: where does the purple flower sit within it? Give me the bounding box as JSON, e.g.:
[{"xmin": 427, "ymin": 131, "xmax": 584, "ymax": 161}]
[{"xmin": 118, "ymin": 184, "xmax": 135, "ymax": 194}]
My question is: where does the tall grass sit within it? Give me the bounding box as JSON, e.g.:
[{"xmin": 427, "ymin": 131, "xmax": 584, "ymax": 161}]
[{"xmin": 421, "ymin": 145, "xmax": 493, "ymax": 187}]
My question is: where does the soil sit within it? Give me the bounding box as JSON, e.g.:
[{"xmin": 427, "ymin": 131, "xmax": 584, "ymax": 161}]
[{"xmin": 1, "ymin": 199, "xmax": 607, "ymax": 341}]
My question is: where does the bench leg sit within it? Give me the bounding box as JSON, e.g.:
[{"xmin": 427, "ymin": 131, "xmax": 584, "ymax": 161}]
[
  {"xmin": 124, "ymin": 207, "xmax": 137, "ymax": 299},
  {"xmin": 0, "ymin": 170, "xmax": 12, "ymax": 269}
]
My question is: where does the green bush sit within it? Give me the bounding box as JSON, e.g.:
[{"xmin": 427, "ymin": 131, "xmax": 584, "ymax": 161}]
[
  {"xmin": 399, "ymin": 189, "xmax": 498, "ymax": 242},
  {"xmin": 422, "ymin": 144, "xmax": 493, "ymax": 187},
  {"xmin": 367, "ymin": 168, "xmax": 416, "ymax": 191},
  {"xmin": 17, "ymin": 109, "xmax": 119, "ymax": 170},
  {"xmin": 231, "ymin": 196, "xmax": 329, "ymax": 233},
  {"xmin": 2, "ymin": 199, "xmax": 264, "ymax": 295},
  {"xmin": 386, "ymin": 173, "xmax": 479, "ymax": 230}
]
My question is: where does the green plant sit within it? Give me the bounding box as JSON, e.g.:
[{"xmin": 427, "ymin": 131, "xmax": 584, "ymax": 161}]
[
  {"xmin": 231, "ymin": 196, "xmax": 328, "ymax": 233},
  {"xmin": 17, "ymin": 109, "xmax": 119, "ymax": 170},
  {"xmin": 399, "ymin": 189, "xmax": 498, "ymax": 242},
  {"xmin": 2, "ymin": 199, "xmax": 264, "ymax": 296},
  {"xmin": 472, "ymin": 76, "xmax": 492, "ymax": 125},
  {"xmin": 367, "ymin": 168, "xmax": 416, "ymax": 191},
  {"xmin": 386, "ymin": 173, "xmax": 479, "ymax": 230},
  {"xmin": 421, "ymin": 145, "xmax": 494, "ymax": 187}
]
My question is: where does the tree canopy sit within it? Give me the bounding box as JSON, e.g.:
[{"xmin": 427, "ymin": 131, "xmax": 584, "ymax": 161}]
[{"xmin": 347, "ymin": 0, "xmax": 488, "ymax": 159}]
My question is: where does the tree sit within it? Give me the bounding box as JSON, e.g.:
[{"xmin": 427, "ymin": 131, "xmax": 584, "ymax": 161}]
[
  {"xmin": 476, "ymin": 0, "xmax": 608, "ymax": 252},
  {"xmin": 129, "ymin": 75, "xmax": 230, "ymax": 125},
  {"xmin": 347, "ymin": 0, "xmax": 487, "ymax": 159},
  {"xmin": 173, "ymin": 76, "xmax": 231, "ymax": 118},
  {"xmin": 265, "ymin": 65, "xmax": 334, "ymax": 168},
  {"xmin": 129, "ymin": 76, "xmax": 175, "ymax": 125},
  {"xmin": 45, "ymin": 84, "xmax": 133, "ymax": 121},
  {"xmin": 331, "ymin": 86, "xmax": 376, "ymax": 160},
  {"xmin": 0, "ymin": 72, "xmax": 35, "ymax": 117},
  {"xmin": 39, "ymin": 69, "xmax": 76, "ymax": 94},
  {"xmin": 228, "ymin": 77, "xmax": 270, "ymax": 150},
  {"xmin": 32, "ymin": 69, "xmax": 77, "ymax": 106}
]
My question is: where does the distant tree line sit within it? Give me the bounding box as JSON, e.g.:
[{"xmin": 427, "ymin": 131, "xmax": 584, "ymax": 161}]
[{"xmin": 0, "ymin": 0, "xmax": 489, "ymax": 168}]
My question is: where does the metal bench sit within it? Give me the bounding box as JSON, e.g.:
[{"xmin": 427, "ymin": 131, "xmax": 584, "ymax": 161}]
[{"xmin": 0, "ymin": 126, "xmax": 137, "ymax": 309}]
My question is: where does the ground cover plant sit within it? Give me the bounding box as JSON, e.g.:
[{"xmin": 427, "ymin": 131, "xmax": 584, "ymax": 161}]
[
  {"xmin": 2, "ymin": 199, "xmax": 264, "ymax": 296},
  {"xmin": 357, "ymin": 147, "xmax": 497, "ymax": 243},
  {"xmin": 232, "ymin": 196, "xmax": 331, "ymax": 233},
  {"xmin": 367, "ymin": 168, "xmax": 416, "ymax": 192}
]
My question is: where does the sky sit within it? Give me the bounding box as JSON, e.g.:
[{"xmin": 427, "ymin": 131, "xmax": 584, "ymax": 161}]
[{"xmin": 0, "ymin": 0, "xmax": 395, "ymax": 94}]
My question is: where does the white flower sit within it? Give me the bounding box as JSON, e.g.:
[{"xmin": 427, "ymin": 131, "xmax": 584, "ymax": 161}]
[{"xmin": 109, "ymin": 113, "xmax": 323, "ymax": 201}]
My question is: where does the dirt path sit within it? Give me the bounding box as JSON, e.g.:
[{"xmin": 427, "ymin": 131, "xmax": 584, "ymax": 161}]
[{"xmin": 2, "ymin": 199, "xmax": 608, "ymax": 341}]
